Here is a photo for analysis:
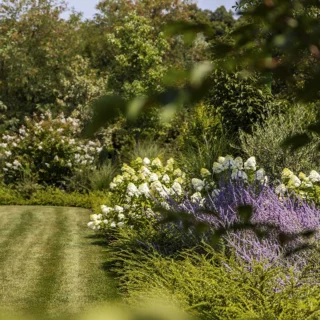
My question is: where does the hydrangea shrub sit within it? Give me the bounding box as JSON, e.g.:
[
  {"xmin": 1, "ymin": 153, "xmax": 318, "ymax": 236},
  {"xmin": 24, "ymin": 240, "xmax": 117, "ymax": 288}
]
[
  {"xmin": 274, "ymin": 168, "xmax": 320, "ymax": 205},
  {"xmin": 88, "ymin": 157, "xmax": 188, "ymax": 231},
  {"xmin": 190, "ymin": 155, "xmax": 268, "ymax": 205},
  {"xmin": 0, "ymin": 112, "xmax": 101, "ymax": 186}
]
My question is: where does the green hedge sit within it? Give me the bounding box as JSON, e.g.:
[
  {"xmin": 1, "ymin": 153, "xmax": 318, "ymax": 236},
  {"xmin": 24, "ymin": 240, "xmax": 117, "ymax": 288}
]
[{"xmin": 0, "ymin": 185, "xmax": 110, "ymax": 213}]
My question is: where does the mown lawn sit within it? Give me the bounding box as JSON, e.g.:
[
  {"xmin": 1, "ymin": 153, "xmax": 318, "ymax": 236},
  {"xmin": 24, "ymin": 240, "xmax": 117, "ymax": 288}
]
[{"xmin": 0, "ymin": 206, "xmax": 118, "ymax": 319}]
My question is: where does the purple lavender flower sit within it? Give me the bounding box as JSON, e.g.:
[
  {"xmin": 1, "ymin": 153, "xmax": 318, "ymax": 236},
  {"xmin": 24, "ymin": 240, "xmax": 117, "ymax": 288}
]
[{"xmin": 181, "ymin": 180, "xmax": 320, "ymax": 266}]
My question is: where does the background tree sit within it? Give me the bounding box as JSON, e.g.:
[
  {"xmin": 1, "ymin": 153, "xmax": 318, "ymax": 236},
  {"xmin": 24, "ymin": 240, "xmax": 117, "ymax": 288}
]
[{"xmin": 0, "ymin": 0, "xmax": 106, "ymax": 130}]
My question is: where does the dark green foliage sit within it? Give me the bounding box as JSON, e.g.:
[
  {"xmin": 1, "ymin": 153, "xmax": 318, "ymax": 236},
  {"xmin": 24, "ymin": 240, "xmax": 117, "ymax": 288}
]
[
  {"xmin": 206, "ymin": 71, "xmax": 275, "ymax": 135},
  {"xmin": 174, "ymin": 103, "xmax": 233, "ymax": 177},
  {"xmin": 0, "ymin": 184, "xmax": 110, "ymax": 212}
]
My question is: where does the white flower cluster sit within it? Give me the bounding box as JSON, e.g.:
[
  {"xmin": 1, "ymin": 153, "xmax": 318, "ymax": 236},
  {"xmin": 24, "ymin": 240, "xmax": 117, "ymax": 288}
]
[
  {"xmin": 0, "ymin": 112, "xmax": 101, "ymax": 183},
  {"xmin": 88, "ymin": 205, "xmax": 127, "ymax": 231},
  {"xmin": 189, "ymin": 155, "xmax": 268, "ymax": 204},
  {"xmin": 277, "ymin": 168, "xmax": 320, "ymax": 199},
  {"xmin": 88, "ymin": 157, "xmax": 187, "ymax": 231}
]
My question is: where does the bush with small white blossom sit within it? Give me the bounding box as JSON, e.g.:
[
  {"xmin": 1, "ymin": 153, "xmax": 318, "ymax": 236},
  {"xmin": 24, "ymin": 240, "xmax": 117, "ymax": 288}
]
[
  {"xmin": 275, "ymin": 168, "xmax": 320, "ymax": 202},
  {"xmin": 189, "ymin": 155, "xmax": 268, "ymax": 205},
  {"xmin": 0, "ymin": 112, "xmax": 102, "ymax": 186},
  {"xmin": 88, "ymin": 156, "xmax": 188, "ymax": 231}
]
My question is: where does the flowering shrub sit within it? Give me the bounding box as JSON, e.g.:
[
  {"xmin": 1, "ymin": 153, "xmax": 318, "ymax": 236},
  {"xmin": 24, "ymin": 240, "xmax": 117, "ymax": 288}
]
[
  {"xmin": 276, "ymin": 168, "xmax": 320, "ymax": 203},
  {"xmin": 88, "ymin": 157, "xmax": 188, "ymax": 231},
  {"xmin": 190, "ymin": 155, "xmax": 268, "ymax": 205},
  {"xmin": 0, "ymin": 112, "xmax": 101, "ymax": 186}
]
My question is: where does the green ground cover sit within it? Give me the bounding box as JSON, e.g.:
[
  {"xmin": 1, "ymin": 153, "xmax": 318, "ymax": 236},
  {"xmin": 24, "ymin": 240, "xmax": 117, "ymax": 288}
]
[{"xmin": 0, "ymin": 206, "xmax": 118, "ymax": 319}]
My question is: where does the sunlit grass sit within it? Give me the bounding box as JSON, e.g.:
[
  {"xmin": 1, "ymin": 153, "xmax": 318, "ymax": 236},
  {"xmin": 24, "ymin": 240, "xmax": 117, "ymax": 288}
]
[{"xmin": 0, "ymin": 206, "xmax": 119, "ymax": 319}]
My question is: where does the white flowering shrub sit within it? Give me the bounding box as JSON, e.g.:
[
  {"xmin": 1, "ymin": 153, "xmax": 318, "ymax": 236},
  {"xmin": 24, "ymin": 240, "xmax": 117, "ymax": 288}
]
[
  {"xmin": 189, "ymin": 155, "xmax": 268, "ymax": 204},
  {"xmin": 88, "ymin": 157, "xmax": 188, "ymax": 231},
  {"xmin": 0, "ymin": 112, "xmax": 101, "ymax": 186},
  {"xmin": 276, "ymin": 168, "xmax": 320, "ymax": 202}
]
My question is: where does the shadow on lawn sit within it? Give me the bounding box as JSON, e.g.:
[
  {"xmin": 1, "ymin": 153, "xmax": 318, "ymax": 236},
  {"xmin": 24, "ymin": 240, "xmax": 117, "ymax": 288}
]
[
  {"xmin": 85, "ymin": 234, "xmax": 119, "ymax": 276},
  {"xmin": 85, "ymin": 234, "xmax": 107, "ymax": 247}
]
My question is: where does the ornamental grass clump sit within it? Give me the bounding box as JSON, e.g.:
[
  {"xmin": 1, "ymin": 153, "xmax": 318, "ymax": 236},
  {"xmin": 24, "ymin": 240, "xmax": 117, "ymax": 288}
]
[
  {"xmin": 186, "ymin": 181, "xmax": 320, "ymax": 266},
  {"xmin": 88, "ymin": 156, "xmax": 188, "ymax": 231},
  {"xmin": 0, "ymin": 112, "xmax": 101, "ymax": 187}
]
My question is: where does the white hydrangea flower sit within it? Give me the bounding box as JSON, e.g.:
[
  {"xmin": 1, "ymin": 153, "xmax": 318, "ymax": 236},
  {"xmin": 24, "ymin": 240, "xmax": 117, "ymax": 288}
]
[
  {"xmin": 149, "ymin": 173, "xmax": 159, "ymax": 182},
  {"xmin": 87, "ymin": 221, "xmax": 95, "ymax": 230},
  {"xmin": 302, "ymin": 180, "xmax": 313, "ymax": 188},
  {"xmin": 140, "ymin": 166, "xmax": 151, "ymax": 176},
  {"xmin": 4, "ymin": 151, "xmax": 12, "ymax": 157},
  {"xmin": 166, "ymin": 158, "xmax": 174, "ymax": 165},
  {"xmin": 103, "ymin": 219, "xmax": 109, "ymax": 225},
  {"xmin": 172, "ymin": 181, "xmax": 182, "ymax": 196},
  {"xmin": 192, "ymin": 178, "xmax": 205, "ymax": 192},
  {"xmin": 54, "ymin": 155, "xmax": 59, "ymax": 161},
  {"xmin": 110, "ymin": 221, "xmax": 117, "ymax": 228},
  {"xmin": 114, "ymin": 205, "xmax": 124, "ymax": 213},
  {"xmin": 90, "ymin": 214, "xmax": 99, "ymax": 221},
  {"xmin": 127, "ymin": 182, "xmax": 139, "ymax": 197},
  {"xmin": 162, "ymin": 174, "xmax": 170, "ymax": 183},
  {"xmin": 275, "ymin": 184, "xmax": 287, "ymax": 194},
  {"xmin": 281, "ymin": 168, "xmax": 294, "ymax": 180},
  {"xmin": 254, "ymin": 168, "xmax": 266, "ymax": 182},
  {"xmin": 222, "ymin": 156, "xmax": 236, "ymax": 169},
  {"xmin": 151, "ymin": 157, "xmax": 162, "ymax": 167},
  {"xmin": 244, "ymin": 157, "xmax": 256, "ymax": 171},
  {"xmin": 212, "ymin": 162, "xmax": 223, "ymax": 174},
  {"xmin": 121, "ymin": 164, "xmax": 136, "ymax": 175},
  {"xmin": 117, "ymin": 222, "xmax": 125, "ymax": 228},
  {"xmin": 173, "ymin": 168, "xmax": 182, "ymax": 177},
  {"xmin": 308, "ymin": 170, "xmax": 320, "ymax": 183},
  {"xmin": 217, "ymin": 156, "xmax": 225, "ymax": 164},
  {"xmin": 174, "ymin": 177, "xmax": 184, "ymax": 184},
  {"xmin": 234, "ymin": 157, "xmax": 244, "ymax": 169},
  {"xmin": 160, "ymin": 201, "xmax": 170, "ymax": 210},
  {"xmin": 288, "ymin": 175, "xmax": 301, "ymax": 188},
  {"xmin": 191, "ymin": 192, "xmax": 203, "ymax": 203},
  {"xmin": 143, "ymin": 157, "xmax": 151, "ymax": 165},
  {"xmin": 101, "ymin": 205, "xmax": 112, "ymax": 215},
  {"xmin": 200, "ymin": 168, "xmax": 211, "ymax": 178},
  {"xmin": 5, "ymin": 162, "xmax": 12, "ymax": 168},
  {"xmin": 138, "ymin": 183, "xmax": 150, "ymax": 197},
  {"xmin": 110, "ymin": 182, "xmax": 117, "ymax": 190},
  {"xmin": 151, "ymin": 181, "xmax": 167, "ymax": 198}
]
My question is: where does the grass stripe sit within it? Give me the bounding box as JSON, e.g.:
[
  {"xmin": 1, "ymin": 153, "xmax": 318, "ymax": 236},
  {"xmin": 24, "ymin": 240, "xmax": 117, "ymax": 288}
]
[
  {"xmin": 23, "ymin": 207, "xmax": 68, "ymax": 318},
  {"xmin": 0, "ymin": 206, "xmax": 119, "ymax": 319},
  {"xmin": 0, "ymin": 208, "xmax": 58, "ymax": 311}
]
